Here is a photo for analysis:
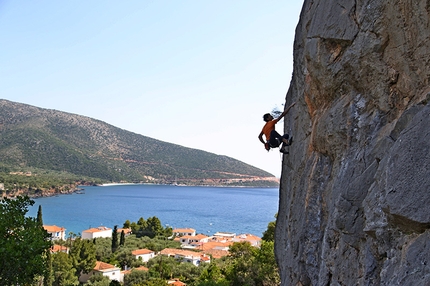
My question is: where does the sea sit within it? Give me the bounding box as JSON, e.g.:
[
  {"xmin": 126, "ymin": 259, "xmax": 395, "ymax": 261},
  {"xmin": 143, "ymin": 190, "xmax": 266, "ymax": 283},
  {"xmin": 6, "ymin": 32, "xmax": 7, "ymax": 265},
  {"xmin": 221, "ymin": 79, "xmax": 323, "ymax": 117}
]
[{"xmin": 27, "ymin": 184, "xmax": 279, "ymax": 237}]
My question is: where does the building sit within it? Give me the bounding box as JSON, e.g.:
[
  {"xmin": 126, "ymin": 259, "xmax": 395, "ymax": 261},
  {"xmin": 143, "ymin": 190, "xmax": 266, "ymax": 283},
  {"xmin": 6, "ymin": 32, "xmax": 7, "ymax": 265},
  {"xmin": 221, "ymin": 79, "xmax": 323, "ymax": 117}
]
[
  {"xmin": 43, "ymin": 225, "xmax": 66, "ymax": 240},
  {"xmin": 82, "ymin": 226, "xmax": 112, "ymax": 239},
  {"xmin": 168, "ymin": 278, "xmax": 187, "ymax": 285},
  {"xmin": 79, "ymin": 261, "xmax": 121, "ymax": 283},
  {"xmin": 160, "ymin": 248, "xmax": 210, "ymax": 266},
  {"xmin": 180, "ymin": 234, "xmax": 210, "ymax": 248},
  {"xmin": 117, "ymin": 227, "xmax": 132, "ymax": 236},
  {"xmin": 172, "ymin": 228, "xmax": 196, "ymax": 237},
  {"xmin": 131, "ymin": 248, "xmax": 156, "ymax": 262},
  {"xmin": 232, "ymin": 233, "xmax": 262, "ymax": 247},
  {"xmin": 213, "ymin": 232, "xmax": 236, "ymax": 239},
  {"xmin": 50, "ymin": 244, "xmax": 69, "ymax": 254}
]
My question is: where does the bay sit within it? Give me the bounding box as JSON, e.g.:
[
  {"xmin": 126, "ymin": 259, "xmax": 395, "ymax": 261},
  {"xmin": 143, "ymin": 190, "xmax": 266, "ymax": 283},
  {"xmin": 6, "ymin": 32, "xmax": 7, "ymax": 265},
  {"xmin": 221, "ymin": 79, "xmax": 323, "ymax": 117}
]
[{"xmin": 28, "ymin": 184, "xmax": 279, "ymax": 237}]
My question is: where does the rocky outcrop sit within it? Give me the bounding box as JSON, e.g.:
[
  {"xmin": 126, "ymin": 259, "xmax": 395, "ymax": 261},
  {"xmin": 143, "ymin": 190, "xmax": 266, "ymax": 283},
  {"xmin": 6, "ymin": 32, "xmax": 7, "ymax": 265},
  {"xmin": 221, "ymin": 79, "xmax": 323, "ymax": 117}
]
[{"xmin": 276, "ymin": 1, "xmax": 430, "ymax": 285}]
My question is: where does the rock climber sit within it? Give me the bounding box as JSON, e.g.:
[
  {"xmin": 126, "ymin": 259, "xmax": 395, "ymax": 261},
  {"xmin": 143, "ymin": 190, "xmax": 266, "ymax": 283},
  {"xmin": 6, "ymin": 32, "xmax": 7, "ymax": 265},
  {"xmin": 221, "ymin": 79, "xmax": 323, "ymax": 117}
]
[{"xmin": 258, "ymin": 102, "xmax": 296, "ymax": 154}]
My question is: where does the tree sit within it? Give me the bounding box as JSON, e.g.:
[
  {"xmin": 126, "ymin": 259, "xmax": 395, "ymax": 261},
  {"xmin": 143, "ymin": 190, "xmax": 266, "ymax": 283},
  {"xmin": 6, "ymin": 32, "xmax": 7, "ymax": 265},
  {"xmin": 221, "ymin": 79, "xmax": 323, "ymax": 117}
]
[
  {"xmin": 123, "ymin": 219, "xmax": 131, "ymax": 228},
  {"xmin": 254, "ymin": 241, "xmax": 280, "ymax": 285},
  {"xmin": 37, "ymin": 204, "xmax": 43, "ymax": 226},
  {"xmin": 137, "ymin": 217, "xmax": 147, "ymax": 228},
  {"xmin": 115, "ymin": 248, "xmax": 136, "ymax": 270},
  {"xmin": 119, "ymin": 230, "xmax": 125, "ymax": 246},
  {"xmin": 144, "ymin": 216, "xmax": 163, "ymax": 238},
  {"xmin": 124, "ymin": 269, "xmax": 150, "ymax": 285},
  {"xmin": 225, "ymin": 242, "xmax": 258, "ymax": 286},
  {"xmin": 69, "ymin": 238, "xmax": 97, "ymax": 277},
  {"xmin": 130, "ymin": 222, "xmax": 139, "ymax": 234},
  {"xmin": 87, "ymin": 273, "xmax": 110, "ymax": 286},
  {"xmin": 51, "ymin": 252, "xmax": 79, "ymax": 286},
  {"xmin": 196, "ymin": 263, "xmax": 229, "ymax": 285},
  {"xmin": 262, "ymin": 214, "xmax": 277, "ymax": 242},
  {"xmin": 112, "ymin": 225, "xmax": 118, "ymax": 253},
  {"xmin": 0, "ymin": 196, "xmax": 52, "ymax": 285}
]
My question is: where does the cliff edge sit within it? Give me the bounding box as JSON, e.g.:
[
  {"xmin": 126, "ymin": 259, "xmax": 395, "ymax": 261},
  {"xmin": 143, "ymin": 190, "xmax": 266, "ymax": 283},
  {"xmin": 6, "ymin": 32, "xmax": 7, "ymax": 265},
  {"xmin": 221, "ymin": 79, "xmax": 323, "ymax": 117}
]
[{"xmin": 276, "ymin": 1, "xmax": 430, "ymax": 285}]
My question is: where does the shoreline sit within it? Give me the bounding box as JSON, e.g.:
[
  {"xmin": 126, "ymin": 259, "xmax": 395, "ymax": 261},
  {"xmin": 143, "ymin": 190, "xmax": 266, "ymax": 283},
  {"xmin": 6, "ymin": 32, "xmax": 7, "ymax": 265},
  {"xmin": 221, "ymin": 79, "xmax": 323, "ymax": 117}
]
[{"xmin": 6, "ymin": 182, "xmax": 279, "ymax": 200}]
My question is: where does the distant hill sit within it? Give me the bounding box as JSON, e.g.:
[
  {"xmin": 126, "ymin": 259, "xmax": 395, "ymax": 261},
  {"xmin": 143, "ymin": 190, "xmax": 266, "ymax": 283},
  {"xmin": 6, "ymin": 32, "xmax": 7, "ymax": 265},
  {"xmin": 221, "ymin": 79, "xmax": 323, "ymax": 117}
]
[{"xmin": 0, "ymin": 99, "xmax": 278, "ymax": 188}]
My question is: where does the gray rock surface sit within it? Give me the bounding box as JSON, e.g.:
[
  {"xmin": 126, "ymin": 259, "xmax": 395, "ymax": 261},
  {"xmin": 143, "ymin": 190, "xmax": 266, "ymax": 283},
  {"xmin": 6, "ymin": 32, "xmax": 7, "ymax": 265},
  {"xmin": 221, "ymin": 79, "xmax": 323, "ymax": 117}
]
[{"xmin": 276, "ymin": 1, "xmax": 430, "ymax": 285}]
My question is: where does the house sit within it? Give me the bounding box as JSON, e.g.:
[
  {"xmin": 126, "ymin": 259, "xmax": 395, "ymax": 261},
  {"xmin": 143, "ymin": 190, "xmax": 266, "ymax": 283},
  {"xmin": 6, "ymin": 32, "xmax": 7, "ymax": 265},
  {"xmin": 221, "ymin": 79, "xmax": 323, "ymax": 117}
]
[
  {"xmin": 202, "ymin": 249, "xmax": 229, "ymax": 259},
  {"xmin": 50, "ymin": 244, "xmax": 69, "ymax": 254},
  {"xmin": 168, "ymin": 278, "xmax": 187, "ymax": 285},
  {"xmin": 43, "ymin": 225, "xmax": 66, "ymax": 240},
  {"xmin": 200, "ymin": 241, "xmax": 232, "ymax": 252},
  {"xmin": 117, "ymin": 227, "xmax": 132, "ymax": 236},
  {"xmin": 82, "ymin": 226, "xmax": 112, "ymax": 239},
  {"xmin": 232, "ymin": 234, "xmax": 262, "ymax": 247},
  {"xmin": 131, "ymin": 248, "xmax": 156, "ymax": 262},
  {"xmin": 213, "ymin": 232, "xmax": 236, "ymax": 239},
  {"xmin": 160, "ymin": 248, "xmax": 210, "ymax": 266},
  {"xmin": 172, "ymin": 228, "xmax": 196, "ymax": 237},
  {"xmin": 180, "ymin": 234, "xmax": 210, "ymax": 248},
  {"xmin": 79, "ymin": 261, "xmax": 121, "ymax": 283}
]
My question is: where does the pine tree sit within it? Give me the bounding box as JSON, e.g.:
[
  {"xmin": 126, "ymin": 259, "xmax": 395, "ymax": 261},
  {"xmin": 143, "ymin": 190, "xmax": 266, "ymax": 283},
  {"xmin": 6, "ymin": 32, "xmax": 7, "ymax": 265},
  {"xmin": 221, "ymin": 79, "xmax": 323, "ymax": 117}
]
[{"xmin": 69, "ymin": 238, "xmax": 96, "ymax": 277}]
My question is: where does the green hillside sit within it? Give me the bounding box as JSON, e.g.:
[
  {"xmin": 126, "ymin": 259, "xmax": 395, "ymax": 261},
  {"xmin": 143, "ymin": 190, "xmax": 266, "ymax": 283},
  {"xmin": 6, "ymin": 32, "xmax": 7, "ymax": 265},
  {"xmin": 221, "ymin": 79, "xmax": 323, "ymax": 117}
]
[{"xmin": 0, "ymin": 99, "xmax": 278, "ymax": 189}]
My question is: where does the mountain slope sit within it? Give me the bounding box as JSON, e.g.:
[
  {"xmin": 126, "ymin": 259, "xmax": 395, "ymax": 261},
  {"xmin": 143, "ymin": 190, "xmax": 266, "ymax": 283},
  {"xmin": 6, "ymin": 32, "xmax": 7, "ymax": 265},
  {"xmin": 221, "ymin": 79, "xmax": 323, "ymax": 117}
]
[{"xmin": 0, "ymin": 99, "xmax": 277, "ymax": 186}]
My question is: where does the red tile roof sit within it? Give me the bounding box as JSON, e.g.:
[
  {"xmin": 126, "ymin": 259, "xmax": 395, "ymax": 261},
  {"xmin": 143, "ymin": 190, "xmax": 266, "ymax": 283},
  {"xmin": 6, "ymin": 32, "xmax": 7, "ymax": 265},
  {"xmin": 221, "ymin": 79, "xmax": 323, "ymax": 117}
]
[
  {"xmin": 172, "ymin": 228, "xmax": 195, "ymax": 233},
  {"xmin": 83, "ymin": 226, "xmax": 111, "ymax": 233},
  {"xmin": 94, "ymin": 261, "xmax": 117, "ymax": 271},
  {"xmin": 203, "ymin": 249, "xmax": 230, "ymax": 259},
  {"xmin": 50, "ymin": 244, "xmax": 69, "ymax": 253},
  {"xmin": 43, "ymin": 225, "xmax": 65, "ymax": 232},
  {"xmin": 132, "ymin": 249, "xmax": 154, "ymax": 255},
  {"xmin": 117, "ymin": 228, "xmax": 132, "ymax": 234}
]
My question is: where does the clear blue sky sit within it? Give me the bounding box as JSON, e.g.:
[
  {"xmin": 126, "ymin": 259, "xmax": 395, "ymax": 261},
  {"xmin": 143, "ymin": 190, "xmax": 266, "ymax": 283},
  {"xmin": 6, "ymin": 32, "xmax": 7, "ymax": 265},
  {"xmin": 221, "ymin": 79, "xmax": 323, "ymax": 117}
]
[{"xmin": 0, "ymin": 1, "xmax": 303, "ymax": 177}]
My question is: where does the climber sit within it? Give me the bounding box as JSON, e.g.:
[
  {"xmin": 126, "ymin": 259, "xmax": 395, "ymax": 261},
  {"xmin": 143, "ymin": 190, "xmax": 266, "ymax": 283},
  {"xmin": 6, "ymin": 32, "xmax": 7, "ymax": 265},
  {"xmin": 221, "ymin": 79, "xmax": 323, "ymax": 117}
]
[{"xmin": 258, "ymin": 102, "xmax": 296, "ymax": 154}]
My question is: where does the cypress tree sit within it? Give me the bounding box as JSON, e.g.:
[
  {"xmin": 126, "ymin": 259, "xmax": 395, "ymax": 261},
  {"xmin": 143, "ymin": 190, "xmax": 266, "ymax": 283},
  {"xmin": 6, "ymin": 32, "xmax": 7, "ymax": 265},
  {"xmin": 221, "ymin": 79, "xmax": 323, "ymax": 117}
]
[
  {"xmin": 119, "ymin": 230, "xmax": 125, "ymax": 246},
  {"xmin": 37, "ymin": 205, "xmax": 43, "ymax": 226},
  {"xmin": 112, "ymin": 225, "xmax": 118, "ymax": 252}
]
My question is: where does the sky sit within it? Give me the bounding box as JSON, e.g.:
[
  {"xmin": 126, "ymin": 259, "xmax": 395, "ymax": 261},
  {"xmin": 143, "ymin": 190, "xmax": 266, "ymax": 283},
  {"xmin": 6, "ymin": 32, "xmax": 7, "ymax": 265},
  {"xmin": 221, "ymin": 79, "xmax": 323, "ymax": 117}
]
[{"xmin": 0, "ymin": 1, "xmax": 303, "ymax": 177}]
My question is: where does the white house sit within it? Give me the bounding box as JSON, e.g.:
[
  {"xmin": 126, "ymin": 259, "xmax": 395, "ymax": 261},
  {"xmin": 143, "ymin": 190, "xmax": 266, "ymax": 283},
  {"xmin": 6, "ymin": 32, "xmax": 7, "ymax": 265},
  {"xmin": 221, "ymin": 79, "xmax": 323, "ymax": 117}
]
[
  {"xmin": 43, "ymin": 225, "xmax": 66, "ymax": 240},
  {"xmin": 172, "ymin": 228, "xmax": 196, "ymax": 237},
  {"xmin": 79, "ymin": 261, "xmax": 121, "ymax": 283},
  {"xmin": 180, "ymin": 234, "xmax": 211, "ymax": 248},
  {"xmin": 213, "ymin": 232, "xmax": 236, "ymax": 239},
  {"xmin": 131, "ymin": 248, "xmax": 156, "ymax": 262},
  {"xmin": 232, "ymin": 234, "xmax": 262, "ymax": 247},
  {"xmin": 82, "ymin": 226, "xmax": 112, "ymax": 239},
  {"xmin": 160, "ymin": 248, "xmax": 210, "ymax": 266}
]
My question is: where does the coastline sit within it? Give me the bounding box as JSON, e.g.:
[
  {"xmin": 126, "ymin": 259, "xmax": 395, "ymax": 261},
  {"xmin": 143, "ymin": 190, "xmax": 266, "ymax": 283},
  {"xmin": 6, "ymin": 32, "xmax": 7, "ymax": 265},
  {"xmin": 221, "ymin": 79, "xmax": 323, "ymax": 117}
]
[{"xmin": 4, "ymin": 180, "xmax": 279, "ymax": 200}]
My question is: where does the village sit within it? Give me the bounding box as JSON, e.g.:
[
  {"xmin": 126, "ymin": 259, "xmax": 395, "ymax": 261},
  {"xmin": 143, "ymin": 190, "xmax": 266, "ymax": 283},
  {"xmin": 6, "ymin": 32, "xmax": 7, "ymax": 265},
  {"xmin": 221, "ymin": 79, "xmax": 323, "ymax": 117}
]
[{"xmin": 44, "ymin": 224, "xmax": 263, "ymax": 285}]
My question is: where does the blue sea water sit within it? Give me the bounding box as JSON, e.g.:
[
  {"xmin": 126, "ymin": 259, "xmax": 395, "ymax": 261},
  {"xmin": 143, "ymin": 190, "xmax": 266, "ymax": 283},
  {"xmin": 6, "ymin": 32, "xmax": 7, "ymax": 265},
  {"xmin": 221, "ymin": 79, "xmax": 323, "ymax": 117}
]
[{"xmin": 28, "ymin": 184, "xmax": 279, "ymax": 237}]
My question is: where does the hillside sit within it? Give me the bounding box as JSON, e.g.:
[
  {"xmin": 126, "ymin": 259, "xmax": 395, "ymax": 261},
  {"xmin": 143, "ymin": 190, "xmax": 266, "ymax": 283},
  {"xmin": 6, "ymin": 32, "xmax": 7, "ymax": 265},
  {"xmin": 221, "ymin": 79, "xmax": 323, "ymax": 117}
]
[{"xmin": 0, "ymin": 99, "xmax": 278, "ymax": 188}]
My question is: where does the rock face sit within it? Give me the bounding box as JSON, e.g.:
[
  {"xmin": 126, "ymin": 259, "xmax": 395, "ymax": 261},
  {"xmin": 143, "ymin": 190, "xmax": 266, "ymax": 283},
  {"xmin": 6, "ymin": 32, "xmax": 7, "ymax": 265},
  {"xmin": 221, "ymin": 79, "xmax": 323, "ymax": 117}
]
[{"xmin": 276, "ymin": 1, "xmax": 430, "ymax": 285}]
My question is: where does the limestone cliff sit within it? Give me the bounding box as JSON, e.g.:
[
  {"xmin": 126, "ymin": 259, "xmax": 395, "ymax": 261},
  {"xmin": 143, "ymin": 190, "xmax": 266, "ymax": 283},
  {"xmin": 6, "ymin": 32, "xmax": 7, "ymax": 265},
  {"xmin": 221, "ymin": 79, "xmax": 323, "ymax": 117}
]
[{"xmin": 276, "ymin": 1, "xmax": 430, "ymax": 285}]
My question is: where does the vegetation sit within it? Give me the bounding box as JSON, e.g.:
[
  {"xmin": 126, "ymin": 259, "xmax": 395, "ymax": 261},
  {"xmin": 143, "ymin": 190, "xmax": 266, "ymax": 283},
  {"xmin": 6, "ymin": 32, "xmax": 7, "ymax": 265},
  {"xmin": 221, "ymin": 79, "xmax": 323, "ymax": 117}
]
[
  {"xmin": 0, "ymin": 195, "xmax": 280, "ymax": 285},
  {"xmin": 0, "ymin": 196, "xmax": 52, "ymax": 285},
  {"xmin": 0, "ymin": 165, "xmax": 102, "ymax": 197},
  {"xmin": 0, "ymin": 99, "xmax": 278, "ymax": 193}
]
